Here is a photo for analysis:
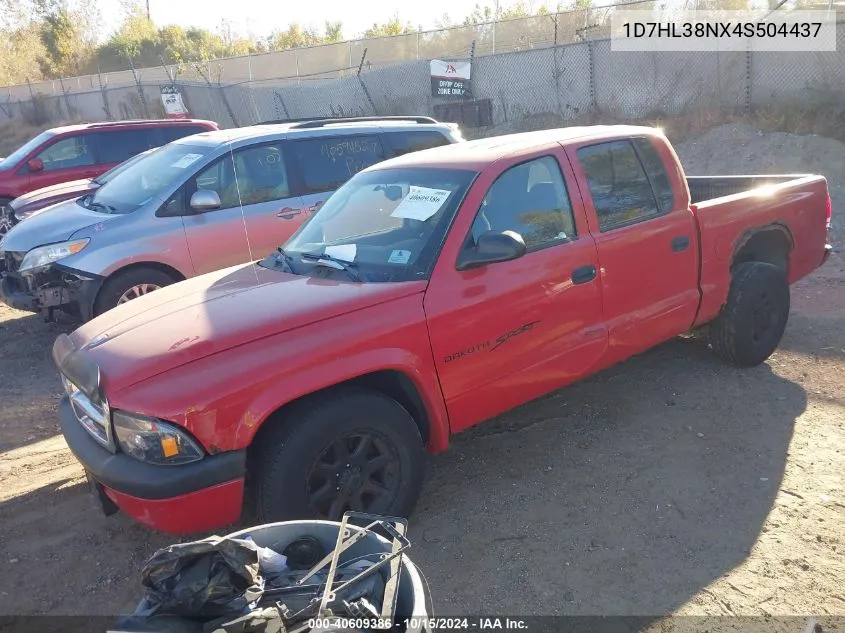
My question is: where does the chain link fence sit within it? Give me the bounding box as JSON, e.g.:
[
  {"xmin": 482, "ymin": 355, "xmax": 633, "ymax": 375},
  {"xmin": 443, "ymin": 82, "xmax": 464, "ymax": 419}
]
[{"xmin": 0, "ymin": 9, "xmax": 843, "ymax": 132}]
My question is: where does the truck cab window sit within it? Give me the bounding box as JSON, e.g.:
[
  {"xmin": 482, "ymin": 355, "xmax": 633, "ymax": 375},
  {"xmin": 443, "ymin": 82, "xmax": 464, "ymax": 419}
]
[
  {"xmin": 469, "ymin": 155, "xmax": 577, "ymax": 250},
  {"xmin": 577, "ymin": 140, "xmax": 661, "ymax": 231},
  {"xmin": 633, "ymin": 137, "xmax": 675, "ymax": 213}
]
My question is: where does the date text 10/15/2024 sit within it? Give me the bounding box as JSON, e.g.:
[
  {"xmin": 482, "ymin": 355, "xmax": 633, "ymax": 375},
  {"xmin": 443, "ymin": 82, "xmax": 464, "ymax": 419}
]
[{"xmin": 307, "ymin": 618, "xmax": 529, "ymax": 630}]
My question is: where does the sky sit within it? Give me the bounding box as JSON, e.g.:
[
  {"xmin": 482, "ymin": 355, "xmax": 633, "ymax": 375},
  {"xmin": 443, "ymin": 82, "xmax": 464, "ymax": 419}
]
[{"xmin": 97, "ymin": 0, "xmax": 505, "ymax": 41}]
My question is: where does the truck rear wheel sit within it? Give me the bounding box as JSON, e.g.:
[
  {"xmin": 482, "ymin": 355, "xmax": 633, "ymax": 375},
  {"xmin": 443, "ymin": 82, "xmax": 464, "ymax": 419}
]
[
  {"xmin": 709, "ymin": 261, "xmax": 790, "ymax": 367},
  {"xmin": 253, "ymin": 387, "xmax": 426, "ymax": 523}
]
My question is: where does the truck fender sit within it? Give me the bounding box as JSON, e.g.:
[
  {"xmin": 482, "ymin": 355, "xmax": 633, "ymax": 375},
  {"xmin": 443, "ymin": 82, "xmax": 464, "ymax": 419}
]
[{"xmin": 234, "ymin": 348, "xmax": 451, "ymax": 454}]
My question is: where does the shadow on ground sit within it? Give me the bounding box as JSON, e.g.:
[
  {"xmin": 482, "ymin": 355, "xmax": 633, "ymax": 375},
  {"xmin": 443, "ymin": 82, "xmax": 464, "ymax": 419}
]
[
  {"xmin": 0, "ymin": 321, "xmax": 809, "ymax": 617},
  {"xmin": 0, "ymin": 311, "xmax": 74, "ymax": 453},
  {"xmin": 412, "ymin": 336, "xmax": 806, "ymax": 616}
]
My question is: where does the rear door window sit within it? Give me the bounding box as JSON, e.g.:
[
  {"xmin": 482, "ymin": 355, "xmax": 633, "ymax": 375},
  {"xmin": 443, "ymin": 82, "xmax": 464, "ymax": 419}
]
[
  {"xmin": 95, "ymin": 130, "xmax": 154, "ymax": 165},
  {"xmin": 384, "ymin": 130, "xmax": 451, "ymax": 157},
  {"xmin": 632, "ymin": 137, "xmax": 674, "ymax": 213},
  {"xmin": 289, "ymin": 135, "xmax": 386, "ymax": 195},
  {"xmin": 576, "ymin": 141, "xmax": 661, "ymax": 232}
]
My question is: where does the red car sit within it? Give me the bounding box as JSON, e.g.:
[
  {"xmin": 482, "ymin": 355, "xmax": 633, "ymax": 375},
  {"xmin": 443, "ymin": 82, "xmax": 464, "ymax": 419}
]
[
  {"xmin": 3, "ymin": 148, "xmax": 157, "ymax": 230},
  {"xmin": 54, "ymin": 125, "xmax": 832, "ymax": 534},
  {"xmin": 0, "ymin": 118, "xmax": 218, "ymax": 216}
]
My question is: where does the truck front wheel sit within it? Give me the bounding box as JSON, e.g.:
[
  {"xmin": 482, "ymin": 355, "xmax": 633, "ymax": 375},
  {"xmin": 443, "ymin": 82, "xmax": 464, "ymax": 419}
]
[
  {"xmin": 253, "ymin": 387, "xmax": 426, "ymax": 523},
  {"xmin": 709, "ymin": 261, "xmax": 790, "ymax": 367}
]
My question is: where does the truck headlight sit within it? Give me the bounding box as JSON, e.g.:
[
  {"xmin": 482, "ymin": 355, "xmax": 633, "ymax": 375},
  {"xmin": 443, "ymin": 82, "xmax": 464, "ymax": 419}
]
[
  {"xmin": 113, "ymin": 410, "xmax": 204, "ymax": 465},
  {"xmin": 19, "ymin": 238, "xmax": 89, "ymax": 272}
]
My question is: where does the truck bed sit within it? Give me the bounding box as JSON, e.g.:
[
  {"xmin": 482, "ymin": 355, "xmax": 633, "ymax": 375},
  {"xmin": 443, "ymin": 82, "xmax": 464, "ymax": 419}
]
[{"xmin": 686, "ymin": 175, "xmax": 815, "ymax": 205}]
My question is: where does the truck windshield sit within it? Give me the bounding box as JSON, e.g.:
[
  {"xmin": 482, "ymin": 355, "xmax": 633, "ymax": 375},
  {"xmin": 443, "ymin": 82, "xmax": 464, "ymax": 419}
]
[
  {"xmin": 85, "ymin": 143, "xmax": 212, "ymax": 214},
  {"xmin": 0, "ymin": 131, "xmax": 56, "ymax": 170},
  {"xmin": 280, "ymin": 166, "xmax": 478, "ymax": 282}
]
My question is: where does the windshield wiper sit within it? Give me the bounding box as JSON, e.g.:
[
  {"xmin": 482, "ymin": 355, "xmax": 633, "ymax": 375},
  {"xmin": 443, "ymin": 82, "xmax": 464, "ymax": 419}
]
[
  {"xmin": 300, "ymin": 251, "xmax": 361, "ymax": 282},
  {"xmin": 274, "ymin": 247, "xmax": 295, "ymax": 273},
  {"xmin": 87, "ymin": 200, "xmax": 117, "ymax": 214}
]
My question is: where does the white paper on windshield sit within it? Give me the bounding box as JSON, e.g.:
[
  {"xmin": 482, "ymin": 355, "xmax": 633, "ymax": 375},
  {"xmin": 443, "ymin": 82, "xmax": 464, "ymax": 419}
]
[
  {"xmin": 324, "ymin": 244, "xmax": 357, "ymax": 262},
  {"xmin": 171, "ymin": 153, "xmax": 204, "ymax": 169},
  {"xmin": 390, "ymin": 186, "xmax": 451, "ymax": 221},
  {"xmin": 388, "ymin": 249, "xmax": 411, "ymax": 264}
]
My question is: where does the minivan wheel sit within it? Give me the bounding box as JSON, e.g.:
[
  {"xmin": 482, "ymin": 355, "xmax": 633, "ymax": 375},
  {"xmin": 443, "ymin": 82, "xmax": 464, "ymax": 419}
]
[
  {"xmin": 253, "ymin": 387, "xmax": 426, "ymax": 523},
  {"xmin": 93, "ymin": 267, "xmax": 177, "ymax": 317}
]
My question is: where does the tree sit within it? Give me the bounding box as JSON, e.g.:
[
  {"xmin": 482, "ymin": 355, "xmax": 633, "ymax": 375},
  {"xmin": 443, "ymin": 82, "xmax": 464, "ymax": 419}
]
[
  {"xmin": 324, "ymin": 20, "xmax": 343, "ymax": 43},
  {"xmin": 33, "ymin": 0, "xmax": 97, "ymax": 77},
  {"xmin": 363, "ymin": 14, "xmax": 416, "ymax": 37}
]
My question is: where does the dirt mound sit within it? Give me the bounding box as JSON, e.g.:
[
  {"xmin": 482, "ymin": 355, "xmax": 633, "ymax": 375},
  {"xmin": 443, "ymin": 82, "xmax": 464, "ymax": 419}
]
[{"xmin": 675, "ymin": 123, "xmax": 843, "ymax": 246}]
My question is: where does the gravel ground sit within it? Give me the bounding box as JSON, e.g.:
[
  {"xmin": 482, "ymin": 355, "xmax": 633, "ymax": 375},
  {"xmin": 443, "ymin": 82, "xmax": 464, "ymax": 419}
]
[{"xmin": 0, "ymin": 125, "xmax": 843, "ymax": 623}]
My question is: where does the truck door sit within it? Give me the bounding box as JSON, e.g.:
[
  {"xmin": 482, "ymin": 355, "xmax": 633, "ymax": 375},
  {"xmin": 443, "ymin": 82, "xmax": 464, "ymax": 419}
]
[
  {"xmin": 423, "ymin": 147, "xmax": 608, "ymax": 434},
  {"xmin": 569, "ymin": 136, "xmax": 700, "ymax": 364}
]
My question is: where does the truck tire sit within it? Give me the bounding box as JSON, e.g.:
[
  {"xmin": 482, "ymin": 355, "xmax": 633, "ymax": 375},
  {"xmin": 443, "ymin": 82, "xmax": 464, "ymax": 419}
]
[
  {"xmin": 709, "ymin": 261, "xmax": 790, "ymax": 367},
  {"xmin": 93, "ymin": 267, "xmax": 177, "ymax": 317},
  {"xmin": 253, "ymin": 386, "xmax": 426, "ymax": 523}
]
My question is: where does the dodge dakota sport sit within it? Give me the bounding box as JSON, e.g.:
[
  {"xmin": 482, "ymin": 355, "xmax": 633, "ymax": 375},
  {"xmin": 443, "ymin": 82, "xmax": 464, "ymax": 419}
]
[{"xmin": 53, "ymin": 125, "xmax": 832, "ymax": 534}]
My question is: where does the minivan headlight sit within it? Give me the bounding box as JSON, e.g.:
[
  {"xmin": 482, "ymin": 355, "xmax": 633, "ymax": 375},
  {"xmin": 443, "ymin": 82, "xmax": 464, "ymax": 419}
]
[
  {"xmin": 19, "ymin": 238, "xmax": 89, "ymax": 272},
  {"xmin": 113, "ymin": 410, "xmax": 204, "ymax": 465}
]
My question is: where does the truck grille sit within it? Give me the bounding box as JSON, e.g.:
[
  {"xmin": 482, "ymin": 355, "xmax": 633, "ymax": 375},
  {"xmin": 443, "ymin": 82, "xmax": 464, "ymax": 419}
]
[{"xmin": 61, "ymin": 374, "xmax": 113, "ymax": 449}]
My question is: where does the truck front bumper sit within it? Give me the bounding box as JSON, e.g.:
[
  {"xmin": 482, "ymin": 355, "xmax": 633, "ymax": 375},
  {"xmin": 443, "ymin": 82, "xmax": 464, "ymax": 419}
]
[
  {"xmin": 0, "ymin": 263, "xmax": 104, "ymax": 321},
  {"xmin": 59, "ymin": 396, "xmax": 246, "ymax": 534}
]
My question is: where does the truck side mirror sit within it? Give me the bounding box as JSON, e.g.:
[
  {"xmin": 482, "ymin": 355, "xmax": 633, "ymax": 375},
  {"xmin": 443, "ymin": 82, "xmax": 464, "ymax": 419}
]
[
  {"xmin": 189, "ymin": 189, "xmax": 222, "ymax": 213},
  {"xmin": 27, "ymin": 158, "xmax": 44, "ymax": 172},
  {"xmin": 456, "ymin": 230, "xmax": 527, "ymax": 271}
]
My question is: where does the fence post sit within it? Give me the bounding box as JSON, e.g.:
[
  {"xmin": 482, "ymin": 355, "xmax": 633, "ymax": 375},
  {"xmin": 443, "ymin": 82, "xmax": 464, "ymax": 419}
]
[
  {"xmin": 587, "ymin": 39, "xmax": 597, "ymax": 113},
  {"xmin": 127, "ymin": 56, "xmax": 151, "ymax": 118},
  {"xmin": 356, "ymin": 48, "xmax": 378, "ymax": 115},
  {"xmin": 58, "ymin": 76, "xmax": 74, "ymax": 120},
  {"xmin": 193, "ymin": 61, "xmax": 239, "ymax": 128},
  {"xmin": 97, "ymin": 65, "xmax": 113, "ymax": 120},
  {"xmin": 552, "ymin": 16, "xmax": 563, "ymax": 117},
  {"xmin": 745, "ymin": 45, "xmax": 753, "ymax": 115}
]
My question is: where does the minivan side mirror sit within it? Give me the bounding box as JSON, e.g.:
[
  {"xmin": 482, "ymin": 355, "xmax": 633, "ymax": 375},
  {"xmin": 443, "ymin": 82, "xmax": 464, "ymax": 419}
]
[
  {"xmin": 27, "ymin": 158, "xmax": 44, "ymax": 172},
  {"xmin": 456, "ymin": 230, "xmax": 527, "ymax": 271},
  {"xmin": 189, "ymin": 189, "xmax": 222, "ymax": 212}
]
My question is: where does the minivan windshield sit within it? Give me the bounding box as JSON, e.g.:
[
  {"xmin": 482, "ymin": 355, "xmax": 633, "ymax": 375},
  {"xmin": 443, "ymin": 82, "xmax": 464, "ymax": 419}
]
[
  {"xmin": 277, "ymin": 166, "xmax": 478, "ymax": 282},
  {"xmin": 85, "ymin": 142, "xmax": 213, "ymax": 214},
  {"xmin": 92, "ymin": 147, "xmax": 157, "ymax": 186},
  {"xmin": 0, "ymin": 131, "xmax": 56, "ymax": 170}
]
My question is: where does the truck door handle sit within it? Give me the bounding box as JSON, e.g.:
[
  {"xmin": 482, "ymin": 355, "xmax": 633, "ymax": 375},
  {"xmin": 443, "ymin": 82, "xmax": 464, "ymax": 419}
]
[
  {"xmin": 277, "ymin": 207, "xmax": 302, "ymax": 220},
  {"xmin": 672, "ymin": 236, "xmax": 690, "ymax": 252},
  {"xmin": 572, "ymin": 264, "xmax": 597, "ymax": 285}
]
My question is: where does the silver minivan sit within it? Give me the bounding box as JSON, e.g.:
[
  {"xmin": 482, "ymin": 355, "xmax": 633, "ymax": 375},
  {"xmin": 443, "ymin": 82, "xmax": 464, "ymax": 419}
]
[{"xmin": 0, "ymin": 117, "xmax": 462, "ymax": 321}]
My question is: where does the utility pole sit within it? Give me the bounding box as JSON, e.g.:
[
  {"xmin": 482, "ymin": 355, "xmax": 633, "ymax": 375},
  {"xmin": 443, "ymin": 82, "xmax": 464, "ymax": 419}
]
[{"xmin": 146, "ymin": 0, "xmax": 150, "ymax": 20}]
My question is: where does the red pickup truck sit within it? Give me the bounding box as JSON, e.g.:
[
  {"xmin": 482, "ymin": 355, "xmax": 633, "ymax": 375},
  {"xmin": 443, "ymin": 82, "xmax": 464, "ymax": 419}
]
[{"xmin": 53, "ymin": 125, "xmax": 832, "ymax": 534}]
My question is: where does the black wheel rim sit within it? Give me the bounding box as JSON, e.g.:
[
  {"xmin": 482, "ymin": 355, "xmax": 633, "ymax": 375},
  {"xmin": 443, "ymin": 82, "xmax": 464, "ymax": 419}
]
[
  {"xmin": 751, "ymin": 290, "xmax": 776, "ymax": 344},
  {"xmin": 306, "ymin": 431, "xmax": 400, "ymax": 520}
]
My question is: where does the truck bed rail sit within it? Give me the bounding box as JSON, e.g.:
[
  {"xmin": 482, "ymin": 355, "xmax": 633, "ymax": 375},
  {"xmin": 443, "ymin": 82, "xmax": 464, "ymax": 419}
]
[{"xmin": 686, "ymin": 175, "xmax": 814, "ymax": 205}]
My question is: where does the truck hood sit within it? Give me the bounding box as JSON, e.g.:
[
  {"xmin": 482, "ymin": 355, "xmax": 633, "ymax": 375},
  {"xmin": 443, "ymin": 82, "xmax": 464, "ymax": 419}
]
[
  {"xmin": 10, "ymin": 178, "xmax": 95, "ymax": 211},
  {"xmin": 69, "ymin": 261, "xmax": 428, "ymax": 392},
  {"xmin": 0, "ymin": 198, "xmax": 115, "ymax": 252}
]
